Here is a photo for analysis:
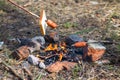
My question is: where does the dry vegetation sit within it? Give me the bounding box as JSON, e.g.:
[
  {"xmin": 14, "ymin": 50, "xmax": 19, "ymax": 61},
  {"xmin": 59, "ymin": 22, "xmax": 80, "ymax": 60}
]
[{"xmin": 0, "ymin": 0, "xmax": 120, "ymax": 80}]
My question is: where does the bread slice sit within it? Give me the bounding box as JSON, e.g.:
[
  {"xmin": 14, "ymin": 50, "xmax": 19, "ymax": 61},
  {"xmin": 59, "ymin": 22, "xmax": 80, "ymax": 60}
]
[{"xmin": 39, "ymin": 10, "xmax": 47, "ymax": 36}]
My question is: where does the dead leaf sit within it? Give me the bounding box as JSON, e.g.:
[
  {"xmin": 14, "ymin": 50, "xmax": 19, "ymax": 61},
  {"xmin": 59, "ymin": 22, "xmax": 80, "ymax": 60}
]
[
  {"xmin": 46, "ymin": 61, "xmax": 77, "ymax": 73},
  {"xmin": 46, "ymin": 61, "xmax": 63, "ymax": 73}
]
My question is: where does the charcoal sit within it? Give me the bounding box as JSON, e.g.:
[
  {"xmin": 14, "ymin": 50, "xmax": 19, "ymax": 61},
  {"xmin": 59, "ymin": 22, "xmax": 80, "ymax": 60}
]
[
  {"xmin": 17, "ymin": 36, "xmax": 45, "ymax": 53},
  {"xmin": 18, "ymin": 36, "xmax": 45, "ymax": 46},
  {"xmin": 67, "ymin": 47, "xmax": 83, "ymax": 55},
  {"xmin": 31, "ymin": 36, "xmax": 45, "ymax": 45},
  {"xmin": 44, "ymin": 32, "xmax": 59, "ymax": 43},
  {"xmin": 65, "ymin": 53, "xmax": 82, "ymax": 62},
  {"xmin": 65, "ymin": 34, "xmax": 83, "ymax": 46},
  {"xmin": 44, "ymin": 56, "xmax": 58, "ymax": 65},
  {"xmin": 18, "ymin": 38, "xmax": 31, "ymax": 46}
]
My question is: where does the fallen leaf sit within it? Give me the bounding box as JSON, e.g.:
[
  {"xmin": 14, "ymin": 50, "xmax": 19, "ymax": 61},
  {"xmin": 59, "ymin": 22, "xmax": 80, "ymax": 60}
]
[
  {"xmin": 46, "ymin": 61, "xmax": 63, "ymax": 73},
  {"xmin": 46, "ymin": 61, "xmax": 77, "ymax": 73}
]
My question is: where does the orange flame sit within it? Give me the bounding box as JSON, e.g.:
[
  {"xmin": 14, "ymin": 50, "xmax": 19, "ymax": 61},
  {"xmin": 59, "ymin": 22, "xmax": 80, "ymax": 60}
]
[
  {"xmin": 44, "ymin": 44, "xmax": 58, "ymax": 51},
  {"xmin": 44, "ymin": 42, "xmax": 67, "ymax": 61},
  {"xmin": 59, "ymin": 52, "xmax": 63, "ymax": 61},
  {"xmin": 44, "ymin": 42, "xmax": 67, "ymax": 52}
]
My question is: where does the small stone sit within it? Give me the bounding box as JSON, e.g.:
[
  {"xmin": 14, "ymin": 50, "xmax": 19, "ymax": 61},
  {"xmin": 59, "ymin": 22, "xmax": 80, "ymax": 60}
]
[
  {"xmin": 0, "ymin": 58, "xmax": 2, "ymax": 63},
  {"xmin": 32, "ymin": 36, "xmax": 45, "ymax": 45},
  {"xmin": 39, "ymin": 62, "xmax": 46, "ymax": 69},
  {"xmin": 27, "ymin": 55, "xmax": 39, "ymax": 65},
  {"xmin": 65, "ymin": 34, "xmax": 83, "ymax": 46},
  {"xmin": 89, "ymin": 1, "xmax": 99, "ymax": 5},
  {"xmin": 113, "ymin": 24, "xmax": 120, "ymax": 27},
  {"xmin": 0, "ymin": 41, "xmax": 4, "ymax": 50},
  {"xmin": 18, "ymin": 38, "xmax": 31, "ymax": 46},
  {"xmin": 21, "ymin": 61, "xmax": 30, "ymax": 69},
  {"xmin": 94, "ymin": 60, "xmax": 110, "ymax": 65}
]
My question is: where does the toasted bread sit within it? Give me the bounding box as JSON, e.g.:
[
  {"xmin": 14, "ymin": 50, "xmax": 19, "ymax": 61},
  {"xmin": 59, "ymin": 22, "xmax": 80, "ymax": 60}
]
[{"xmin": 39, "ymin": 10, "xmax": 47, "ymax": 36}]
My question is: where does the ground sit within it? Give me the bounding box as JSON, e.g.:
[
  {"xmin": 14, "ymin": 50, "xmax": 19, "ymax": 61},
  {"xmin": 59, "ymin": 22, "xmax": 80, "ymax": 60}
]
[{"xmin": 0, "ymin": 0, "xmax": 120, "ymax": 80}]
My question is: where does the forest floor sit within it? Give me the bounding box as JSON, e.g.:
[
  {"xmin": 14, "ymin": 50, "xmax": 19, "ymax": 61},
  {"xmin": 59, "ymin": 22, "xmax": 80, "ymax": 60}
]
[{"xmin": 0, "ymin": 0, "xmax": 120, "ymax": 80}]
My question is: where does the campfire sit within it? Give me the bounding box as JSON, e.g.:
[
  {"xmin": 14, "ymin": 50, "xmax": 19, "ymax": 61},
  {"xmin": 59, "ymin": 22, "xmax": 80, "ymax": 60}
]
[
  {"xmin": 12, "ymin": 32, "xmax": 107, "ymax": 74},
  {"xmin": 43, "ymin": 42, "xmax": 66, "ymax": 61},
  {"xmin": 12, "ymin": 33, "xmax": 87, "ymax": 73},
  {"xmin": 10, "ymin": 7, "xmax": 106, "ymax": 73}
]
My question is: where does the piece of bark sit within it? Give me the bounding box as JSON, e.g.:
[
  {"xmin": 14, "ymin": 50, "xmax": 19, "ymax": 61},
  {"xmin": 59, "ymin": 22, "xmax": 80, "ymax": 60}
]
[
  {"xmin": 12, "ymin": 46, "xmax": 30, "ymax": 61},
  {"xmin": 46, "ymin": 61, "xmax": 77, "ymax": 73},
  {"xmin": 46, "ymin": 61, "xmax": 63, "ymax": 73}
]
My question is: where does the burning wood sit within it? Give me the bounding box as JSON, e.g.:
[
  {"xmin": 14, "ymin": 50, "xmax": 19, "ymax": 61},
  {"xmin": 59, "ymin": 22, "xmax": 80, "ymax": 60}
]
[
  {"xmin": 12, "ymin": 46, "xmax": 30, "ymax": 61},
  {"xmin": 44, "ymin": 44, "xmax": 58, "ymax": 51},
  {"xmin": 43, "ymin": 42, "xmax": 67, "ymax": 62}
]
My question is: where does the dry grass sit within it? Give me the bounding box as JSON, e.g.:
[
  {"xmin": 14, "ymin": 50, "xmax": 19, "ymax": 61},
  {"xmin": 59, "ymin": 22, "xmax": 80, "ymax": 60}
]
[{"xmin": 0, "ymin": 0, "xmax": 120, "ymax": 80}]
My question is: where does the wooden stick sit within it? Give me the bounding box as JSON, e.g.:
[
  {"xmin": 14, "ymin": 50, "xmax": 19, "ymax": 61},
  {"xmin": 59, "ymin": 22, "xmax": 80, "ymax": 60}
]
[
  {"xmin": 87, "ymin": 40, "xmax": 120, "ymax": 44},
  {"xmin": 38, "ymin": 54, "xmax": 59, "ymax": 59},
  {"xmin": 1, "ymin": 61, "xmax": 24, "ymax": 80},
  {"xmin": 7, "ymin": 0, "xmax": 39, "ymax": 18}
]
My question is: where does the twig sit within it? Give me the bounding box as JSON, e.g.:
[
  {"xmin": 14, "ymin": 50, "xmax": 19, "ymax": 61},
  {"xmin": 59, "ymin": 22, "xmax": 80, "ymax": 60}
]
[
  {"xmin": 87, "ymin": 40, "xmax": 120, "ymax": 44},
  {"xmin": 38, "ymin": 54, "xmax": 59, "ymax": 59},
  {"xmin": 23, "ymin": 67, "xmax": 34, "ymax": 80},
  {"xmin": 7, "ymin": 0, "xmax": 39, "ymax": 18},
  {"xmin": 1, "ymin": 61, "xmax": 24, "ymax": 80}
]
